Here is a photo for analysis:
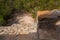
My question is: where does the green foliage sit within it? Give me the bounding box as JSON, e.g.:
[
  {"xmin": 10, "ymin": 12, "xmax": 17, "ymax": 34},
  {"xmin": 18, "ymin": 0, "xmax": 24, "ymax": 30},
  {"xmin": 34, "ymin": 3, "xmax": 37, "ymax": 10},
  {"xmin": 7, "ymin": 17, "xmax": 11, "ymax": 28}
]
[
  {"xmin": 0, "ymin": 0, "xmax": 60, "ymax": 25},
  {"xmin": 13, "ymin": 0, "xmax": 60, "ymax": 18},
  {"xmin": 0, "ymin": 0, "xmax": 13, "ymax": 25}
]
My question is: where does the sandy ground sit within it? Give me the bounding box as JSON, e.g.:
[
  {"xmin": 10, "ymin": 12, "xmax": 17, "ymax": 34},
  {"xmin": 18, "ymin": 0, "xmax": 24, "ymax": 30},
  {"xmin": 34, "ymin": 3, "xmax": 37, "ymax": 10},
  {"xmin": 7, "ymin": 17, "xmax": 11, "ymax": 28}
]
[{"xmin": 0, "ymin": 12, "xmax": 37, "ymax": 40}]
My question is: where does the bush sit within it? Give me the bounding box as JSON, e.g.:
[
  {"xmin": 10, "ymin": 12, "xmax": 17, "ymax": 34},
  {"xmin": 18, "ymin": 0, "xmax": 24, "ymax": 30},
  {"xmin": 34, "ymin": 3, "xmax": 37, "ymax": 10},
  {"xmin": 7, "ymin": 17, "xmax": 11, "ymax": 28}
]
[{"xmin": 0, "ymin": 0, "xmax": 13, "ymax": 25}]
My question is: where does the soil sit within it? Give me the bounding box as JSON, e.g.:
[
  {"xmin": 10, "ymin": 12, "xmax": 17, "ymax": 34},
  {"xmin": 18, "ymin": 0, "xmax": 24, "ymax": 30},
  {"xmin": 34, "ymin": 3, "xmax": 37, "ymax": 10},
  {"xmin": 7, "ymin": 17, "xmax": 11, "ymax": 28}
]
[{"xmin": 0, "ymin": 11, "xmax": 37, "ymax": 40}]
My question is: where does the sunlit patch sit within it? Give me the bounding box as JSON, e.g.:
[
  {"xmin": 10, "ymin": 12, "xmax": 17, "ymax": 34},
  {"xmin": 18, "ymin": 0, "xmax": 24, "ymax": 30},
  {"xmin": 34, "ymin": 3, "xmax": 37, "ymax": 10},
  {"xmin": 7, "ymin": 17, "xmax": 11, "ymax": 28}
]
[{"xmin": 55, "ymin": 21, "xmax": 60, "ymax": 25}]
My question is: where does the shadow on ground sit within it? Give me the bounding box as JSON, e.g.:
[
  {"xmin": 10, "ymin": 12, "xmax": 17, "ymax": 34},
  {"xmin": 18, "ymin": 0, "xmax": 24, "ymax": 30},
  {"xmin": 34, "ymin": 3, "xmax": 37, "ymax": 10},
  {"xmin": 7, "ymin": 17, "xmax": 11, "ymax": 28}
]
[{"xmin": 0, "ymin": 32, "xmax": 38, "ymax": 40}]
